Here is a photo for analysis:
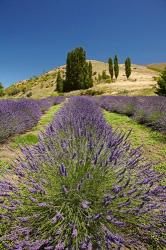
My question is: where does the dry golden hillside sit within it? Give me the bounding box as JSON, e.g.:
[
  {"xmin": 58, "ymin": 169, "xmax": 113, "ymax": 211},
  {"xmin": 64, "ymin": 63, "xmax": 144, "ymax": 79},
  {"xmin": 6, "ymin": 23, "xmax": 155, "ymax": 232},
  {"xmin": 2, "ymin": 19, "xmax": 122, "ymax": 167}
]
[{"xmin": 5, "ymin": 60, "xmax": 159, "ymax": 98}]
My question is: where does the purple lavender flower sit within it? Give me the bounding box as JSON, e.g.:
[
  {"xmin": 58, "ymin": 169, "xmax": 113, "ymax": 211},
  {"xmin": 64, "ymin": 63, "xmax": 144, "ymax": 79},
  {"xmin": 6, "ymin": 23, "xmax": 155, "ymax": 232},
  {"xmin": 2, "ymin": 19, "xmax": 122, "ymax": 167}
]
[
  {"xmin": 81, "ymin": 200, "xmax": 91, "ymax": 209},
  {"xmin": 72, "ymin": 225, "xmax": 78, "ymax": 238},
  {"xmin": 51, "ymin": 212, "xmax": 63, "ymax": 224},
  {"xmin": 55, "ymin": 242, "xmax": 65, "ymax": 250},
  {"xmin": 38, "ymin": 202, "xmax": 47, "ymax": 207},
  {"xmin": 59, "ymin": 163, "xmax": 67, "ymax": 177}
]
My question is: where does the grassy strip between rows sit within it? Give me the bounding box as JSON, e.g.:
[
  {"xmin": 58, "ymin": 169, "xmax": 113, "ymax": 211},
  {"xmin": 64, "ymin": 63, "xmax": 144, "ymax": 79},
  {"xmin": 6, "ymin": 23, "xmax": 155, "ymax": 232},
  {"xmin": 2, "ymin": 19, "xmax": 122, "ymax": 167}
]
[
  {"xmin": 103, "ymin": 110, "xmax": 166, "ymax": 176},
  {"xmin": 10, "ymin": 104, "xmax": 61, "ymax": 148}
]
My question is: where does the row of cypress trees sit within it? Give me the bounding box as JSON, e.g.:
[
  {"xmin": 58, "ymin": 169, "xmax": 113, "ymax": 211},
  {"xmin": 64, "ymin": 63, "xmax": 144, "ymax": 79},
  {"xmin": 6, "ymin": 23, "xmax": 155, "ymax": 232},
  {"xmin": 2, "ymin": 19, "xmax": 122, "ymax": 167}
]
[
  {"xmin": 108, "ymin": 55, "xmax": 119, "ymax": 79},
  {"xmin": 108, "ymin": 56, "xmax": 131, "ymax": 80}
]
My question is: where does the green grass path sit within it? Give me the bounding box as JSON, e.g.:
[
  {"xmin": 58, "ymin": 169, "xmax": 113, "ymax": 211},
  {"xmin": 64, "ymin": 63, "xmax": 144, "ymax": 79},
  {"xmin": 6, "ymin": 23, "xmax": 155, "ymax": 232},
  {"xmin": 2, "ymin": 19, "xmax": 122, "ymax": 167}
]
[
  {"xmin": 11, "ymin": 104, "xmax": 61, "ymax": 148},
  {"xmin": 103, "ymin": 110, "xmax": 166, "ymax": 173}
]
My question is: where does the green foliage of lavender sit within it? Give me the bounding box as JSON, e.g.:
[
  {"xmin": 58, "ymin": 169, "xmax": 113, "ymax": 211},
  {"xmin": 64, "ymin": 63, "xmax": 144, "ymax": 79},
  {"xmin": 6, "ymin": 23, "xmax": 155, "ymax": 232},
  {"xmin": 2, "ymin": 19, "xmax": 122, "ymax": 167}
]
[{"xmin": 0, "ymin": 97, "xmax": 165, "ymax": 249}]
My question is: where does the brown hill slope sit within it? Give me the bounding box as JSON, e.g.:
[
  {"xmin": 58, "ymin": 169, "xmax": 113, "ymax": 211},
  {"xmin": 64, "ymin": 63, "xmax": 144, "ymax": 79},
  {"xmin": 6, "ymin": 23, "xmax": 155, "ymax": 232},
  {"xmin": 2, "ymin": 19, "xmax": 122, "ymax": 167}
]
[
  {"xmin": 5, "ymin": 60, "xmax": 159, "ymax": 98},
  {"xmin": 147, "ymin": 63, "xmax": 166, "ymax": 72}
]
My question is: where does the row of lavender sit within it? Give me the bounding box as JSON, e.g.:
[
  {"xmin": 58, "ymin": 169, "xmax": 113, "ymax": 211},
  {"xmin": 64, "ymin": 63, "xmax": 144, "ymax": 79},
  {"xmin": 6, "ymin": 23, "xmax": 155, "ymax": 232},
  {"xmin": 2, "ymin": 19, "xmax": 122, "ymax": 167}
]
[
  {"xmin": 0, "ymin": 96, "xmax": 64, "ymax": 142},
  {"xmin": 98, "ymin": 96, "xmax": 166, "ymax": 132},
  {"xmin": 0, "ymin": 97, "xmax": 165, "ymax": 249}
]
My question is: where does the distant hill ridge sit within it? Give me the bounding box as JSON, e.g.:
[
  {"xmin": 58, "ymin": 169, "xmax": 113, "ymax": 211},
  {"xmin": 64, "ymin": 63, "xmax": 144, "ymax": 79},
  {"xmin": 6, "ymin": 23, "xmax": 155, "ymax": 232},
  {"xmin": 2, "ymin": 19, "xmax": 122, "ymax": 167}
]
[{"xmin": 147, "ymin": 63, "xmax": 166, "ymax": 72}]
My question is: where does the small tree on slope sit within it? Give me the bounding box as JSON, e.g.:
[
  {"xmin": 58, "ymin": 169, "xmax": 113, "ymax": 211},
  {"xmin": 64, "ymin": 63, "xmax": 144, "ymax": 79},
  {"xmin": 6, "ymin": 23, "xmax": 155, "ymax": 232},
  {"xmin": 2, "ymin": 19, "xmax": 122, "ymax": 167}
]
[{"xmin": 155, "ymin": 67, "xmax": 166, "ymax": 96}]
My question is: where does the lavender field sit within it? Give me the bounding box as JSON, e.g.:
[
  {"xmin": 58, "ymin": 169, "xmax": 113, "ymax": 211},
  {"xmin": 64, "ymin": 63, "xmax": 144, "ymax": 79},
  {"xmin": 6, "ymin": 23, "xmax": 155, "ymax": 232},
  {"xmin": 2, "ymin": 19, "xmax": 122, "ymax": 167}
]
[
  {"xmin": 0, "ymin": 96, "xmax": 64, "ymax": 143},
  {"xmin": 0, "ymin": 96, "xmax": 166, "ymax": 250},
  {"xmin": 98, "ymin": 96, "xmax": 166, "ymax": 132}
]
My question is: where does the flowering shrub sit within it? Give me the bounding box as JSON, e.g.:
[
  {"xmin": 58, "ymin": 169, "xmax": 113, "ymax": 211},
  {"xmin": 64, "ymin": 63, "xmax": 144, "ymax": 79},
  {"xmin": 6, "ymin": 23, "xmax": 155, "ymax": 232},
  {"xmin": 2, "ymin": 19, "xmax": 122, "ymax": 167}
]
[
  {"xmin": 37, "ymin": 96, "xmax": 65, "ymax": 112},
  {"xmin": 0, "ymin": 97, "xmax": 165, "ymax": 249},
  {"xmin": 99, "ymin": 96, "xmax": 166, "ymax": 132},
  {"xmin": 0, "ymin": 97, "xmax": 65, "ymax": 142},
  {"xmin": 0, "ymin": 99, "xmax": 42, "ymax": 142}
]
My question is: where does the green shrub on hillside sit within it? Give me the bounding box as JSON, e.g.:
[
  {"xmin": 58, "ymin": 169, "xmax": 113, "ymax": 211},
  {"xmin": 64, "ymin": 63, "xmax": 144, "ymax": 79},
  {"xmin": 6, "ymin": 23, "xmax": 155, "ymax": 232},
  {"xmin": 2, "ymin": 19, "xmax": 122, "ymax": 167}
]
[
  {"xmin": 81, "ymin": 89, "xmax": 104, "ymax": 95},
  {"xmin": 5, "ymin": 86, "xmax": 21, "ymax": 96},
  {"xmin": 155, "ymin": 67, "xmax": 166, "ymax": 96},
  {"xmin": 101, "ymin": 70, "xmax": 110, "ymax": 80}
]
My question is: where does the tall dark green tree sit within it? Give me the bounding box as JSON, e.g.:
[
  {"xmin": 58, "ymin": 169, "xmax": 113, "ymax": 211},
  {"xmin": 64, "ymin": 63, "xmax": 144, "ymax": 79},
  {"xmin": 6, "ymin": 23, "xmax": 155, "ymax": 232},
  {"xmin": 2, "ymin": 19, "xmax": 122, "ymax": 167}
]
[
  {"xmin": 63, "ymin": 47, "xmax": 93, "ymax": 92},
  {"xmin": 56, "ymin": 71, "xmax": 64, "ymax": 92},
  {"xmin": 155, "ymin": 67, "xmax": 166, "ymax": 96},
  {"xmin": 114, "ymin": 55, "xmax": 119, "ymax": 79},
  {"xmin": 125, "ymin": 57, "xmax": 132, "ymax": 79},
  {"xmin": 108, "ymin": 57, "xmax": 114, "ymax": 79}
]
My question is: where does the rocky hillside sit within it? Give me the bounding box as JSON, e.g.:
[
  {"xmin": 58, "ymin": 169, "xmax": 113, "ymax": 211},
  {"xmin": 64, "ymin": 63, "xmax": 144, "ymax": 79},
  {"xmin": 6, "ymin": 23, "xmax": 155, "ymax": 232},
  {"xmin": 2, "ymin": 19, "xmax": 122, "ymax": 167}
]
[{"xmin": 5, "ymin": 60, "xmax": 159, "ymax": 98}]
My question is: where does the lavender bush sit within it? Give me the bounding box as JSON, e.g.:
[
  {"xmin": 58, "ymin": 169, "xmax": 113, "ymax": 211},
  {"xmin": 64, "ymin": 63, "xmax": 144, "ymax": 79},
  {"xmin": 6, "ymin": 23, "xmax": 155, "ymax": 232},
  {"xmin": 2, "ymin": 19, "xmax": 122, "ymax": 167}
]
[
  {"xmin": 99, "ymin": 96, "xmax": 166, "ymax": 132},
  {"xmin": 0, "ymin": 96, "xmax": 65, "ymax": 142},
  {"xmin": 37, "ymin": 96, "xmax": 65, "ymax": 112},
  {"xmin": 0, "ymin": 97, "xmax": 165, "ymax": 249},
  {"xmin": 0, "ymin": 99, "xmax": 42, "ymax": 142}
]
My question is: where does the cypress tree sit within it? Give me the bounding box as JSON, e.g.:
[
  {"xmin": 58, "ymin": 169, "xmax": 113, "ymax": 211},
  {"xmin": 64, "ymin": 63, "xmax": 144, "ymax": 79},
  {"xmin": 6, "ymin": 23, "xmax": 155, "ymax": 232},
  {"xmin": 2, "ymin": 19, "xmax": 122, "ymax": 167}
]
[
  {"xmin": 114, "ymin": 55, "xmax": 119, "ymax": 79},
  {"xmin": 64, "ymin": 47, "xmax": 92, "ymax": 92},
  {"xmin": 108, "ymin": 57, "xmax": 114, "ymax": 79},
  {"xmin": 56, "ymin": 71, "xmax": 63, "ymax": 92},
  {"xmin": 155, "ymin": 67, "xmax": 166, "ymax": 96},
  {"xmin": 125, "ymin": 57, "xmax": 132, "ymax": 79}
]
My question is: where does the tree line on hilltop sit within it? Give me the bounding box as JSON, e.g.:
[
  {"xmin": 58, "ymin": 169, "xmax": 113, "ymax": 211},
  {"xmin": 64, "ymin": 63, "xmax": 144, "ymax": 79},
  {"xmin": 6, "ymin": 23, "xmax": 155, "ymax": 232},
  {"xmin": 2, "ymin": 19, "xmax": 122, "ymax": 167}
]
[
  {"xmin": 56, "ymin": 47, "xmax": 132, "ymax": 93},
  {"xmin": 56, "ymin": 47, "xmax": 166, "ymax": 96}
]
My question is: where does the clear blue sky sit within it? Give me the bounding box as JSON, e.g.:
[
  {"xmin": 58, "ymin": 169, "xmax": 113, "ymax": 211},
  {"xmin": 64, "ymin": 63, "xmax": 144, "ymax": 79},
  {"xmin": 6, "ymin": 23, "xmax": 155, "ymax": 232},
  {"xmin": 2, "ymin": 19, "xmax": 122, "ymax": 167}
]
[{"xmin": 0, "ymin": 0, "xmax": 166, "ymax": 87}]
